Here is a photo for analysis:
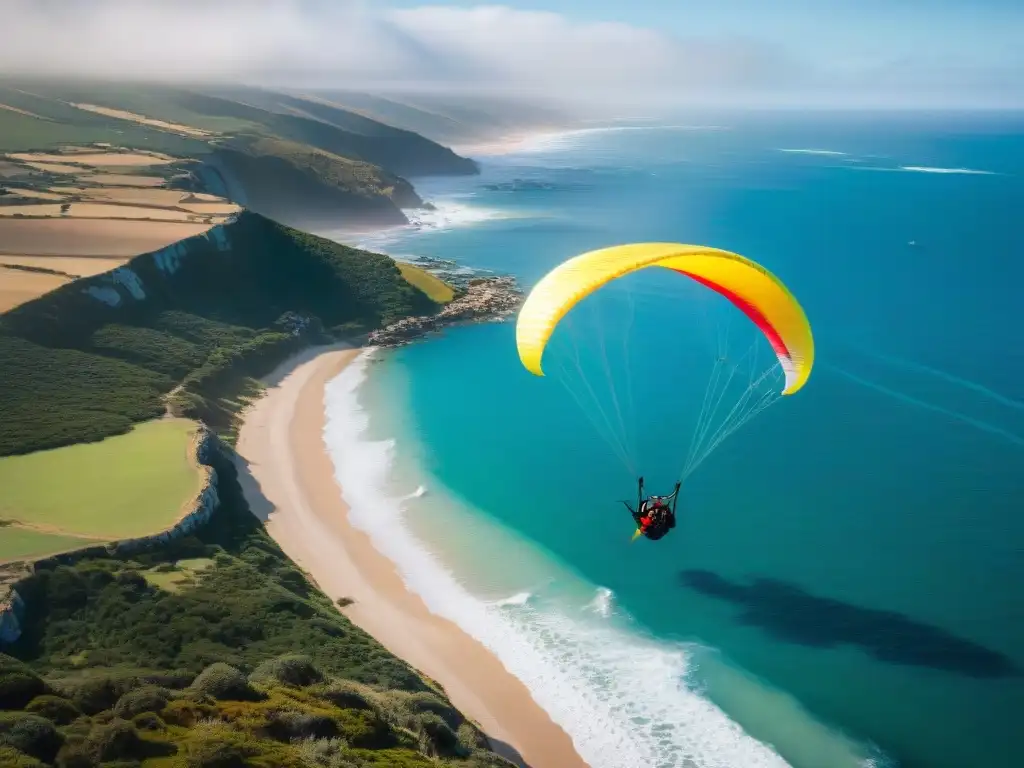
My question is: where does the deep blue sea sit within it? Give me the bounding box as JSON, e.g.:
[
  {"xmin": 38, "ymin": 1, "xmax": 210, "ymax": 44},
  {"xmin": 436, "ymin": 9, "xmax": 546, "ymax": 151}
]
[{"xmin": 320, "ymin": 112, "xmax": 1024, "ymax": 768}]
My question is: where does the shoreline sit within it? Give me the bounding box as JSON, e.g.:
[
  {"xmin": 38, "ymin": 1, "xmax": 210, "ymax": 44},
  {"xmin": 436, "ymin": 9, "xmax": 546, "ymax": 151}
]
[
  {"xmin": 450, "ymin": 124, "xmax": 581, "ymax": 157},
  {"xmin": 233, "ymin": 343, "xmax": 588, "ymax": 768}
]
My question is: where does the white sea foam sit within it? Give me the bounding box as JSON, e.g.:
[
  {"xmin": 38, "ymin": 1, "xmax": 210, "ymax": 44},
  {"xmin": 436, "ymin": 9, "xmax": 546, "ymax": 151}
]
[
  {"xmin": 511, "ymin": 124, "xmax": 729, "ymax": 154},
  {"xmin": 587, "ymin": 586, "xmax": 615, "ymax": 618},
  {"xmin": 351, "ymin": 198, "xmax": 523, "ymax": 252},
  {"xmin": 323, "ymin": 351, "xmax": 877, "ymax": 768},
  {"xmin": 899, "ymin": 165, "xmax": 997, "ymax": 175},
  {"xmin": 492, "ymin": 591, "xmax": 533, "ymax": 607},
  {"xmin": 401, "ymin": 485, "xmax": 427, "ymax": 501},
  {"xmin": 404, "ymin": 199, "xmax": 512, "ymax": 229},
  {"xmin": 778, "ymin": 148, "xmax": 848, "ymax": 156}
]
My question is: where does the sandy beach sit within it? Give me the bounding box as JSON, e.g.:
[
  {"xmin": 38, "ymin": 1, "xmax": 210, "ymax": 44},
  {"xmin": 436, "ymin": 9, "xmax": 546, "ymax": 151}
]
[{"xmin": 233, "ymin": 344, "xmax": 588, "ymax": 768}]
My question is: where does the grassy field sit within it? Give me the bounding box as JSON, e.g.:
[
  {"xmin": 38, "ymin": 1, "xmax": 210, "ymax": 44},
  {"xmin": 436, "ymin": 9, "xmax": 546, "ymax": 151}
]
[
  {"xmin": 141, "ymin": 556, "xmax": 215, "ymax": 593},
  {"xmin": 70, "ymin": 103, "xmax": 216, "ymax": 137},
  {"xmin": 0, "ymin": 419, "xmax": 204, "ymax": 559},
  {"xmin": 0, "ymin": 525, "xmax": 95, "ymax": 563},
  {"xmin": 0, "ymin": 106, "xmax": 208, "ymax": 156},
  {"xmin": 398, "ymin": 263, "xmax": 456, "ymax": 303}
]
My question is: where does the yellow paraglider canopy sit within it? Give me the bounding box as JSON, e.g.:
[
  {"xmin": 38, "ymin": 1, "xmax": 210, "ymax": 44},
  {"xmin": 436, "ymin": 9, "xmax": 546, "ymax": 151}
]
[{"xmin": 515, "ymin": 243, "xmax": 814, "ymax": 395}]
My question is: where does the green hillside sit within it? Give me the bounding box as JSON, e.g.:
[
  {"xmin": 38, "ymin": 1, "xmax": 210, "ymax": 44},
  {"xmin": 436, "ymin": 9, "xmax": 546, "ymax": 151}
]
[
  {"xmin": 0, "ymin": 80, "xmax": 479, "ymax": 228},
  {"xmin": 185, "ymin": 86, "xmax": 480, "ymax": 178},
  {"xmin": 0, "ymin": 81, "xmax": 478, "ymax": 177},
  {"xmin": 300, "ymin": 89, "xmax": 567, "ymax": 146},
  {"xmin": 0, "ymin": 211, "xmax": 439, "ymax": 456},
  {"xmin": 204, "ymin": 137, "xmax": 422, "ymax": 227},
  {"xmin": 0, "ymin": 443, "xmax": 514, "ymax": 768},
  {"xmin": 0, "ymin": 85, "xmax": 210, "ymax": 157}
]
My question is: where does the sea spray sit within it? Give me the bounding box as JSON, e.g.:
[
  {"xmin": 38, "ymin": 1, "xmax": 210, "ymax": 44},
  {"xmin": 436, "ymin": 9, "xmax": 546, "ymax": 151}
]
[
  {"xmin": 323, "ymin": 350, "xmax": 826, "ymax": 768},
  {"xmin": 587, "ymin": 586, "xmax": 615, "ymax": 619},
  {"xmin": 344, "ymin": 198, "xmax": 529, "ymax": 253}
]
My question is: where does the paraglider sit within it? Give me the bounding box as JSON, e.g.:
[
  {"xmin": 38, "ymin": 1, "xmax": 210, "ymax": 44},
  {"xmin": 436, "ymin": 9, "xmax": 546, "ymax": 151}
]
[
  {"xmin": 623, "ymin": 477, "xmax": 679, "ymax": 541},
  {"xmin": 514, "ymin": 242, "xmax": 814, "ymax": 542}
]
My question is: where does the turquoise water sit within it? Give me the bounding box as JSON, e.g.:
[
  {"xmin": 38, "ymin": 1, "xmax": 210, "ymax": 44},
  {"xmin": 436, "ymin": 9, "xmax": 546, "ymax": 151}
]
[{"xmin": 326, "ymin": 113, "xmax": 1024, "ymax": 768}]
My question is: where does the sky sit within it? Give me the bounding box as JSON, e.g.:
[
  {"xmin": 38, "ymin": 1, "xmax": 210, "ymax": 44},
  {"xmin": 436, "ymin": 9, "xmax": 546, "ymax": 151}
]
[{"xmin": 2, "ymin": 0, "xmax": 1022, "ymax": 111}]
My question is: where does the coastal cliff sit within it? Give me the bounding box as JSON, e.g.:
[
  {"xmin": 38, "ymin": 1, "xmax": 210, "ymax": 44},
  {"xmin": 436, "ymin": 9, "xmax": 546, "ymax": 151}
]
[
  {"xmin": 0, "ymin": 211, "xmax": 441, "ymax": 456},
  {"xmin": 0, "ymin": 81, "xmax": 478, "ymax": 230},
  {"xmin": 183, "ymin": 138, "xmax": 428, "ymax": 229}
]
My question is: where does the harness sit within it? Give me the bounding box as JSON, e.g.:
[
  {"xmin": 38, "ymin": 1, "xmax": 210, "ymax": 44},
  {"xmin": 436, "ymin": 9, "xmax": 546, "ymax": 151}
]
[{"xmin": 626, "ymin": 477, "xmax": 680, "ymax": 540}]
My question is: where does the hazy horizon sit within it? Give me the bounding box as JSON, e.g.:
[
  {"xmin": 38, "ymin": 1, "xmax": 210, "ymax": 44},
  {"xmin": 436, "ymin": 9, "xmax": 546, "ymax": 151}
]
[{"xmin": 2, "ymin": 0, "xmax": 1022, "ymax": 119}]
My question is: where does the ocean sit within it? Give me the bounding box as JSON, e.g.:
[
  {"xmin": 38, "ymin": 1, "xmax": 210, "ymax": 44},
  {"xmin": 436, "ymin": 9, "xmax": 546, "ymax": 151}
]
[{"xmin": 318, "ymin": 111, "xmax": 1024, "ymax": 768}]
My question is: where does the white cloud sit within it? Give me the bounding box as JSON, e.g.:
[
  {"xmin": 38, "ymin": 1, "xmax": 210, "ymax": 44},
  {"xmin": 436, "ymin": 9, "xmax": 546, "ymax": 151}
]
[
  {"xmin": 0, "ymin": 0, "xmax": 1017, "ymax": 109},
  {"xmin": 0, "ymin": 0, "xmax": 803, "ymax": 108}
]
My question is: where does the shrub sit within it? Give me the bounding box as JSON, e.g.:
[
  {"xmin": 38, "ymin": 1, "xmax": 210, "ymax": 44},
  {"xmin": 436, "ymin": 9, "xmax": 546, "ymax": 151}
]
[
  {"xmin": 60, "ymin": 718, "xmax": 93, "ymax": 741},
  {"xmin": 317, "ymin": 680, "xmax": 375, "ymax": 711},
  {"xmin": 190, "ymin": 663, "xmax": 257, "ymax": 701},
  {"xmin": 334, "ymin": 709, "xmax": 392, "ymax": 750},
  {"xmin": 183, "ymin": 723, "xmax": 257, "ymax": 768},
  {"xmin": 395, "ymin": 690, "xmax": 460, "ymax": 728},
  {"xmin": 0, "ymin": 655, "xmax": 47, "ymax": 709},
  {"xmin": 309, "ymin": 617, "xmax": 344, "ymax": 638},
  {"xmin": 60, "ymin": 677, "xmax": 121, "ymax": 716},
  {"xmin": 456, "ymin": 721, "xmax": 490, "ymax": 752},
  {"xmin": 160, "ymin": 698, "xmax": 216, "ymax": 727},
  {"xmin": 413, "ymin": 711, "xmax": 461, "ymax": 756},
  {"xmin": 294, "ymin": 737, "xmax": 356, "ymax": 768},
  {"xmin": 462, "ymin": 752, "xmax": 521, "ymax": 768},
  {"xmin": 54, "ymin": 741, "xmax": 96, "ymax": 768},
  {"xmin": 113, "ymin": 685, "xmax": 170, "ymax": 719},
  {"xmin": 0, "ymin": 712, "xmax": 63, "ymax": 763},
  {"xmin": 131, "ymin": 711, "xmax": 165, "ymax": 731},
  {"xmin": 250, "ymin": 654, "xmax": 323, "ymax": 688},
  {"xmin": 0, "ymin": 745, "xmax": 45, "ymax": 767},
  {"xmin": 25, "ymin": 695, "xmax": 81, "ymax": 725},
  {"xmin": 266, "ymin": 710, "xmax": 338, "ymax": 742},
  {"xmin": 85, "ymin": 719, "xmax": 145, "ymax": 762},
  {"xmin": 0, "ymin": 673, "xmax": 47, "ymax": 711}
]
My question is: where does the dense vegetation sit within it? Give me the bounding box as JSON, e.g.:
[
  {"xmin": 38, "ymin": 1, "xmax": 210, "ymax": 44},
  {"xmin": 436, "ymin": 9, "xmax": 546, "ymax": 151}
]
[
  {"xmin": 0, "ymin": 445, "xmax": 514, "ymax": 768},
  {"xmin": 0, "ymin": 212, "xmax": 439, "ymax": 456}
]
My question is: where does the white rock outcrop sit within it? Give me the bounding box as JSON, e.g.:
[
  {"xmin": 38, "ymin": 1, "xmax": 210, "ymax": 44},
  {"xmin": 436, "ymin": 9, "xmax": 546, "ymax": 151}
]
[{"xmin": 83, "ymin": 222, "xmax": 234, "ymax": 306}]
